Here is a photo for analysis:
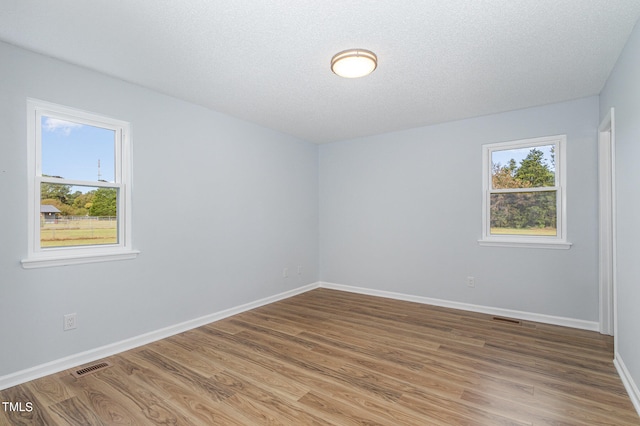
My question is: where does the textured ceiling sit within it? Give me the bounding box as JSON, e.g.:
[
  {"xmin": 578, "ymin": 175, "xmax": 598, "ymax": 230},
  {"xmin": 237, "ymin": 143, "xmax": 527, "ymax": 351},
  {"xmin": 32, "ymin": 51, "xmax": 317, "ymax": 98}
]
[{"xmin": 1, "ymin": 1, "xmax": 639, "ymax": 143}]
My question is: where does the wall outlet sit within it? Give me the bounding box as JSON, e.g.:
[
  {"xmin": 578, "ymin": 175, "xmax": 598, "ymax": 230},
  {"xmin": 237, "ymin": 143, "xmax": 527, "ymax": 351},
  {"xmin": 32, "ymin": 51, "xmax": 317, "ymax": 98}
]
[
  {"xmin": 297, "ymin": 265, "xmax": 302, "ymax": 275},
  {"xmin": 466, "ymin": 276, "xmax": 475, "ymax": 288},
  {"xmin": 283, "ymin": 268, "xmax": 289, "ymax": 278},
  {"xmin": 63, "ymin": 313, "xmax": 77, "ymax": 331}
]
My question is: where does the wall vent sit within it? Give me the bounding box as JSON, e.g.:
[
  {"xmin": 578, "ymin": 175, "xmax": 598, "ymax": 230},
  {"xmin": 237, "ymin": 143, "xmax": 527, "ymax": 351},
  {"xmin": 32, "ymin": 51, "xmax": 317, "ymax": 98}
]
[
  {"xmin": 492, "ymin": 316, "xmax": 522, "ymax": 325},
  {"xmin": 71, "ymin": 361, "xmax": 112, "ymax": 378}
]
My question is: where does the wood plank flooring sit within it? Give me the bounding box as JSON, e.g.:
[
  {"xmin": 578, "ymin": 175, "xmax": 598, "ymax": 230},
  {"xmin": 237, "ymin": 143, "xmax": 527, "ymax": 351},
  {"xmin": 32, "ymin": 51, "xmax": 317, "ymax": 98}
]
[{"xmin": 1, "ymin": 288, "xmax": 638, "ymax": 425}]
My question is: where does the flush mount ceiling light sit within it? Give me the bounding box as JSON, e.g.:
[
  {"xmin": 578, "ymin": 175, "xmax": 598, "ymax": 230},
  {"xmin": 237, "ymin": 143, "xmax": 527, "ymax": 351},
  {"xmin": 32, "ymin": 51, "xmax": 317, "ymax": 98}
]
[{"xmin": 331, "ymin": 49, "xmax": 377, "ymax": 78}]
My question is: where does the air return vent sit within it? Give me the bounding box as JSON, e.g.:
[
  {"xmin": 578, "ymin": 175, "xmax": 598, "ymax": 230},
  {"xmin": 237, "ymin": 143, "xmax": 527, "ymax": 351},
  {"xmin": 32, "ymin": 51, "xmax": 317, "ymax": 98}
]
[
  {"xmin": 492, "ymin": 316, "xmax": 522, "ymax": 325},
  {"xmin": 71, "ymin": 361, "xmax": 112, "ymax": 378}
]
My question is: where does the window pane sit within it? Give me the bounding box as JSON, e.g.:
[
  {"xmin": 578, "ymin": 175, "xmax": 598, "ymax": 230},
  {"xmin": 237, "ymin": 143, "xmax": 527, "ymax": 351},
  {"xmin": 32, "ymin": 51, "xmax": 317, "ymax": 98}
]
[
  {"xmin": 40, "ymin": 183, "xmax": 118, "ymax": 248},
  {"xmin": 490, "ymin": 191, "xmax": 557, "ymax": 236},
  {"xmin": 41, "ymin": 116, "xmax": 115, "ymax": 182},
  {"xmin": 491, "ymin": 144, "xmax": 555, "ymax": 189}
]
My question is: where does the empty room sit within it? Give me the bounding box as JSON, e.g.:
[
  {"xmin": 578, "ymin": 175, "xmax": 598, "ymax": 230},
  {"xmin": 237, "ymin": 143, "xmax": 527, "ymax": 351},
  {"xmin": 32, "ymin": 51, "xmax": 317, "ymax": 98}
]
[{"xmin": 1, "ymin": 1, "xmax": 640, "ymax": 424}]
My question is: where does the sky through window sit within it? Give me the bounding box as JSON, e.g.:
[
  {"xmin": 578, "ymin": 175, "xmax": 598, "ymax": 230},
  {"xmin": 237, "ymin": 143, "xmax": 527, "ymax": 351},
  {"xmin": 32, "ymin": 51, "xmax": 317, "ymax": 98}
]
[{"xmin": 41, "ymin": 116, "xmax": 115, "ymax": 186}]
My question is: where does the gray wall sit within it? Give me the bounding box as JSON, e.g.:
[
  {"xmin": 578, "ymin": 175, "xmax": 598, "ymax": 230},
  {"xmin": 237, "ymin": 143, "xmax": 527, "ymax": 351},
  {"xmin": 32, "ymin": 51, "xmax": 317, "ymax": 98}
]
[
  {"xmin": 0, "ymin": 41, "xmax": 319, "ymax": 377},
  {"xmin": 600, "ymin": 18, "xmax": 640, "ymax": 401},
  {"xmin": 319, "ymin": 96, "xmax": 599, "ymax": 321},
  {"xmin": 0, "ymin": 35, "xmax": 623, "ymax": 389}
]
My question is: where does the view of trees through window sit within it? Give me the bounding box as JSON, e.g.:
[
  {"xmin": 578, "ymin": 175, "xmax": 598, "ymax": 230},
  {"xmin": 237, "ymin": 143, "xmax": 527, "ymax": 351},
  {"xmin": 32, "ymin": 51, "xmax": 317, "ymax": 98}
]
[
  {"xmin": 39, "ymin": 115, "xmax": 118, "ymax": 248},
  {"xmin": 490, "ymin": 145, "xmax": 557, "ymax": 236},
  {"xmin": 40, "ymin": 182, "xmax": 118, "ymax": 247},
  {"xmin": 41, "ymin": 182, "xmax": 117, "ymax": 217},
  {"xmin": 40, "ymin": 182, "xmax": 118, "ymax": 248}
]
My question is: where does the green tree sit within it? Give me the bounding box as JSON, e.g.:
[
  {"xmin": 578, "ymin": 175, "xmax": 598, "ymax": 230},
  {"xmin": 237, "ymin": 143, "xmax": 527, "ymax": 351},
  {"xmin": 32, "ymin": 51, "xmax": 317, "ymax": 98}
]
[
  {"xmin": 514, "ymin": 148, "xmax": 555, "ymax": 187},
  {"xmin": 67, "ymin": 190, "xmax": 82, "ymax": 208},
  {"xmin": 492, "ymin": 159, "xmax": 530, "ymax": 189},
  {"xmin": 40, "ymin": 181, "xmax": 72, "ymax": 204},
  {"xmin": 89, "ymin": 188, "xmax": 117, "ymax": 217},
  {"xmin": 72, "ymin": 191, "xmax": 96, "ymax": 214}
]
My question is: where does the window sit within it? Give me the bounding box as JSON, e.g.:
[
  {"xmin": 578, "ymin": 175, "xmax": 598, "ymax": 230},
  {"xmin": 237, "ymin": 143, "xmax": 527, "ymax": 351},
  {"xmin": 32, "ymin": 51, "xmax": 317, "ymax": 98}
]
[
  {"xmin": 479, "ymin": 135, "xmax": 571, "ymax": 249},
  {"xmin": 22, "ymin": 99, "xmax": 139, "ymax": 268}
]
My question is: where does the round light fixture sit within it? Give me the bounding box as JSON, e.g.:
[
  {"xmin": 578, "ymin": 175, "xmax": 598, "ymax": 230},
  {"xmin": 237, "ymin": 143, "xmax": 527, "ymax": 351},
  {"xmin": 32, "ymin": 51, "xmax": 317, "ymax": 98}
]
[{"xmin": 331, "ymin": 49, "xmax": 377, "ymax": 78}]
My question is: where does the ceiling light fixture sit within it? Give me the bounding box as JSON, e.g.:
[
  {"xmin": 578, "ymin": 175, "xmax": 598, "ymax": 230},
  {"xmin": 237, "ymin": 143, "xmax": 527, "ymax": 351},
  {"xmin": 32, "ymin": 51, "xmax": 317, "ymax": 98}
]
[{"xmin": 331, "ymin": 49, "xmax": 377, "ymax": 78}]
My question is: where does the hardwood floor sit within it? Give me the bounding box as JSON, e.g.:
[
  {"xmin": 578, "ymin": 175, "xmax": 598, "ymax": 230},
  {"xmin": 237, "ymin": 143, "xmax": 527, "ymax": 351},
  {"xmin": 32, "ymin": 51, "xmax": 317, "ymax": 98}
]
[{"xmin": 1, "ymin": 288, "xmax": 638, "ymax": 425}]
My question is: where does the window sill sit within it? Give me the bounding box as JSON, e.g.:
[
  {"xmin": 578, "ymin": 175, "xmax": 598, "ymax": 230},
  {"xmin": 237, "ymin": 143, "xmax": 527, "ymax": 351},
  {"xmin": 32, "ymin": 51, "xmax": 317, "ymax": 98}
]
[
  {"xmin": 478, "ymin": 239, "xmax": 572, "ymax": 250},
  {"xmin": 21, "ymin": 249, "xmax": 140, "ymax": 269}
]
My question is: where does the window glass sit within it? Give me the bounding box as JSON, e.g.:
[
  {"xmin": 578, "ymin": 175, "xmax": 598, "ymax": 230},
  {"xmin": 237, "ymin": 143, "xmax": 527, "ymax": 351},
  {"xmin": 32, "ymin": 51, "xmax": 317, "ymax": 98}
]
[
  {"xmin": 41, "ymin": 116, "xmax": 115, "ymax": 183},
  {"xmin": 488, "ymin": 143, "xmax": 558, "ymax": 237},
  {"xmin": 39, "ymin": 115, "xmax": 119, "ymax": 249},
  {"xmin": 491, "ymin": 144, "xmax": 555, "ymax": 189},
  {"xmin": 489, "ymin": 191, "xmax": 557, "ymax": 236},
  {"xmin": 40, "ymin": 183, "xmax": 118, "ymax": 248}
]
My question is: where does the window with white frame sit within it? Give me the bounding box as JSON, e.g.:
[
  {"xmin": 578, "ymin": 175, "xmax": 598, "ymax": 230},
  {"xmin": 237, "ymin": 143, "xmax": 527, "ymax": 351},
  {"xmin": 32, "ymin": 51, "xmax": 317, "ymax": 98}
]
[
  {"xmin": 22, "ymin": 99, "xmax": 138, "ymax": 268},
  {"xmin": 479, "ymin": 135, "xmax": 571, "ymax": 249}
]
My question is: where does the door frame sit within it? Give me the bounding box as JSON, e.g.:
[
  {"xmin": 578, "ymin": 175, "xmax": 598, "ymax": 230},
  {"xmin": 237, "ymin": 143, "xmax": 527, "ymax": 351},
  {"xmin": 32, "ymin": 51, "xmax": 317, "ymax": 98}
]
[{"xmin": 598, "ymin": 107, "xmax": 616, "ymax": 336}]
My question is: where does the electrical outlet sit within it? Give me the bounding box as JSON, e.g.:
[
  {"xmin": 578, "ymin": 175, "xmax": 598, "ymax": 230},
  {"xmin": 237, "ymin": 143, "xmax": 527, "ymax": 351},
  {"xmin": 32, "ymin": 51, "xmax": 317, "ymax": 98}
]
[
  {"xmin": 63, "ymin": 313, "xmax": 77, "ymax": 331},
  {"xmin": 466, "ymin": 276, "xmax": 475, "ymax": 288},
  {"xmin": 283, "ymin": 268, "xmax": 289, "ymax": 278},
  {"xmin": 297, "ymin": 265, "xmax": 302, "ymax": 275}
]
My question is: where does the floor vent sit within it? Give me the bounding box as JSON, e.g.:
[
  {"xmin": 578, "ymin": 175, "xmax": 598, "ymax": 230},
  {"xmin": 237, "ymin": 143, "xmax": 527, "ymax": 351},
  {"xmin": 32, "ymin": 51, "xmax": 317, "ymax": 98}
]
[
  {"xmin": 71, "ymin": 361, "xmax": 112, "ymax": 378},
  {"xmin": 492, "ymin": 316, "xmax": 522, "ymax": 325}
]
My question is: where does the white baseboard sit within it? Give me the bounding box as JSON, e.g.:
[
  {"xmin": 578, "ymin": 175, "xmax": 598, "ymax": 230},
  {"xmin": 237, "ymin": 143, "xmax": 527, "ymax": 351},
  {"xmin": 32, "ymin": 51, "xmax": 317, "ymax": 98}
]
[
  {"xmin": 318, "ymin": 282, "xmax": 600, "ymax": 331},
  {"xmin": 0, "ymin": 282, "xmax": 320, "ymax": 391},
  {"xmin": 0, "ymin": 280, "xmax": 603, "ymax": 391},
  {"xmin": 614, "ymin": 353, "xmax": 640, "ymax": 417}
]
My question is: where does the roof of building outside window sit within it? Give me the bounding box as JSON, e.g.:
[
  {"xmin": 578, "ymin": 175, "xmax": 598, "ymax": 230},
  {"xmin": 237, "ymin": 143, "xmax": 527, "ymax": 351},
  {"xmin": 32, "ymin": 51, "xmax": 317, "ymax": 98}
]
[{"xmin": 40, "ymin": 205, "xmax": 61, "ymax": 213}]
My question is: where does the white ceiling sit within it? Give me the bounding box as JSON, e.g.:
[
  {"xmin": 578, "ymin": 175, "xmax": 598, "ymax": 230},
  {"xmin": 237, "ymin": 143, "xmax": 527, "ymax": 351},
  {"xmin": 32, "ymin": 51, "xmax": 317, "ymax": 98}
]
[{"xmin": 1, "ymin": 1, "xmax": 639, "ymax": 143}]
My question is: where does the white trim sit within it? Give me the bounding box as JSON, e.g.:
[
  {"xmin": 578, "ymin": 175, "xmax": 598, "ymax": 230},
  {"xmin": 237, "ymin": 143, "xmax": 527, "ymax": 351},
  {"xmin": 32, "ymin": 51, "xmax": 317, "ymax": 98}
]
[
  {"xmin": 319, "ymin": 282, "xmax": 599, "ymax": 331},
  {"xmin": 598, "ymin": 108, "xmax": 616, "ymax": 336},
  {"xmin": 477, "ymin": 239, "xmax": 572, "ymax": 249},
  {"xmin": 0, "ymin": 282, "xmax": 319, "ymax": 391},
  {"xmin": 614, "ymin": 353, "xmax": 640, "ymax": 417},
  {"xmin": 39, "ymin": 176, "xmax": 123, "ymax": 189},
  {"xmin": 21, "ymin": 249, "xmax": 140, "ymax": 269},
  {"xmin": 479, "ymin": 135, "xmax": 570, "ymax": 249}
]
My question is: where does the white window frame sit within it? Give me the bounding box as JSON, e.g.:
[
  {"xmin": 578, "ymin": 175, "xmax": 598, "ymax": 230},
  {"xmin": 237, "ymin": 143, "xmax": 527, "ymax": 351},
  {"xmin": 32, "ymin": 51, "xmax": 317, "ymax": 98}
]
[
  {"xmin": 22, "ymin": 99, "xmax": 139, "ymax": 268},
  {"xmin": 479, "ymin": 135, "xmax": 571, "ymax": 249}
]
